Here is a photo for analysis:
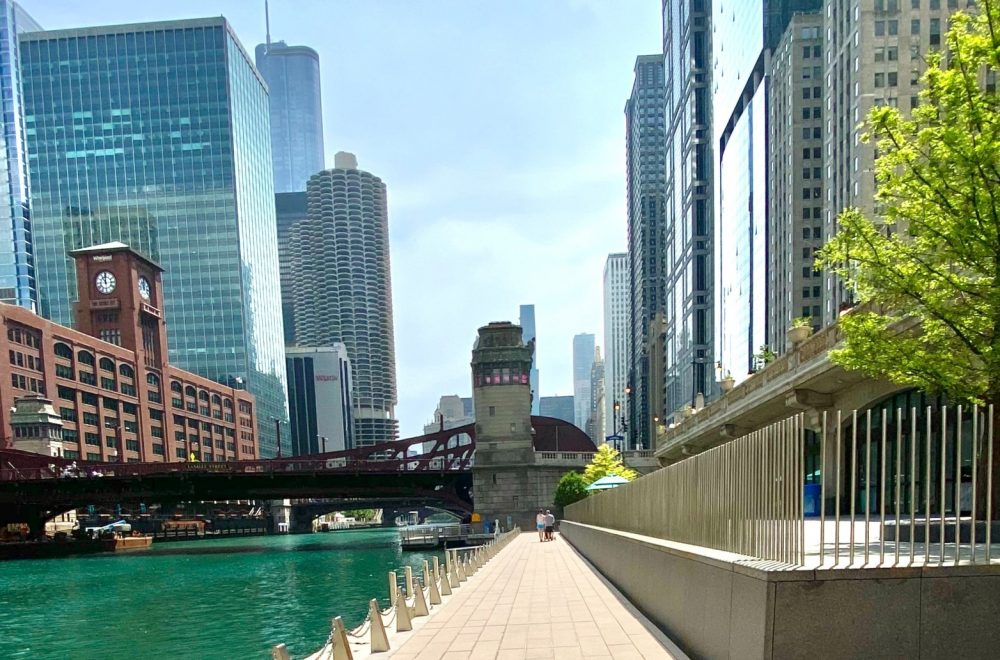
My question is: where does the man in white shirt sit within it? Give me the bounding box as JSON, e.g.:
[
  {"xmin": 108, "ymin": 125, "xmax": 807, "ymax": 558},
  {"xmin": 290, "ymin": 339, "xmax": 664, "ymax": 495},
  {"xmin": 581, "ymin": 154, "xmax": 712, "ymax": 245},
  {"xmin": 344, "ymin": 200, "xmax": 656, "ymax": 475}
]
[{"xmin": 543, "ymin": 510, "xmax": 555, "ymax": 541}]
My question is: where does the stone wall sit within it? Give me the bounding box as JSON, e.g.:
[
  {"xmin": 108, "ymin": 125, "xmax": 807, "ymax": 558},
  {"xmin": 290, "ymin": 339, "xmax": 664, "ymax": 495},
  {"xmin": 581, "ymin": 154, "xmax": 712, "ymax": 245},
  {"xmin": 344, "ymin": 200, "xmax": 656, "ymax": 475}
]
[
  {"xmin": 473, "ymin": 465, "xmax": 566, "ymax": 531},
  {"xmin": 562, "ymin": 521, "xmax": 1000, "ymax": 660}
]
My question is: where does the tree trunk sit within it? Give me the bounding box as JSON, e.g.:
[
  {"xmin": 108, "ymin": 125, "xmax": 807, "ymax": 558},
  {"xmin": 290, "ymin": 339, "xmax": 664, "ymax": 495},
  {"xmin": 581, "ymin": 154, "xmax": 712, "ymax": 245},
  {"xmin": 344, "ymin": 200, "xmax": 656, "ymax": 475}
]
[{"xmin": 974, "ymin": 394, "xmax": 1000, "ymax": 522}]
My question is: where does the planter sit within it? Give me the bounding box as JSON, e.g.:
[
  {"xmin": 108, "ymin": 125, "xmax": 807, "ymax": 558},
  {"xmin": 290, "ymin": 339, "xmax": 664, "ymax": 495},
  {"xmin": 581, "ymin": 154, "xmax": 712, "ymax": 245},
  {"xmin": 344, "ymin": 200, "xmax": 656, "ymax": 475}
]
[
  {"xmin": 720, "ymin": 377, "xmax": 735, "ymax": 392},
  {"xmin": 788, "ymin": 325, "xmax": 812, "ymax": 344}
]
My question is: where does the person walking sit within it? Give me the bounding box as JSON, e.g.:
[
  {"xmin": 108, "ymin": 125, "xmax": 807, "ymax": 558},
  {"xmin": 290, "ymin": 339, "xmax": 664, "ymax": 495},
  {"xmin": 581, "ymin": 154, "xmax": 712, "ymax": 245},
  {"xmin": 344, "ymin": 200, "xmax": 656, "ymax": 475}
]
[
  {"xmin": 544, "ymin": 509, "xmax": 556, "ymax": 541},
  {"xmin": 535, "ymin": 509, "xmax": 545, "ymax": 541}
]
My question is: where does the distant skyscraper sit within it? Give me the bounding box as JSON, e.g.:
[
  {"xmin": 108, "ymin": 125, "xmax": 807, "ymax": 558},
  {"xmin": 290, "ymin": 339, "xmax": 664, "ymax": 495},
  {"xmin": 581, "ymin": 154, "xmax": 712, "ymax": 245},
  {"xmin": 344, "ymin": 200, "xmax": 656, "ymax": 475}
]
[
  {"xmin": 423, "ymin": 395, "xmax": 474, "ymax": 435},
  {"xmin": 662, "ymin": 2, "xmax": 714, "ymax": 424},
  {"xmin": 572, "ymin": 333, "xmax": 595, "ymax": 430},
  {"xmin": 0, "ymin": 1, "xmax": 40, "ymax": 311},
  {"xmin": 275, "ymin": 191, "xmax": 307, "ymax": 344},
  {"xmin": 713, "ymin": 0, "xmax": 820, "ymax": 384},
  {"xmin": 625, "ymin": 54, "xmax": 666, "ymax": 450},
  {"xmin": 254, "ymin": 40, "xmax": 325, "ymax": 193},
  {"xmin": 603, "ymin": 253, "xmax": 629, "ymax": 441},
  {"xmin": 290, "ymin": 152, "xmax": 398, "ymax": 445},
  {"xmin": 540, "ymin": 395, "xmax": 574, "ymax": 425},
  {"xmin": 20, "ymin": 18, "xmax": 289, "ymax": 456},
  {"xmin": 519, "ymin": 304, "xmax": 539, "ymax": 414},
  {"xmin": 767, "ymin": 13, "xmax": 825, "ymax": 356},
  {"xmin": 286, "ymin": 345, "xmax": 353, "ymax": 454},
  {"xmin": 586, "ymin": 347, "xmax": 605, "ymax": 441}
]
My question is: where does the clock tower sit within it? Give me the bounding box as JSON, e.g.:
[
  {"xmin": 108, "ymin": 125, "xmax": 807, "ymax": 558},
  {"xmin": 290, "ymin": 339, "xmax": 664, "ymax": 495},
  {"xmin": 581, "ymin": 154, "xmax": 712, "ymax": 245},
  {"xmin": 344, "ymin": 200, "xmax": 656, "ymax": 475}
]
[{"xmin": 69, "ymin": 242, "xmax": 168, "ymax": 369}]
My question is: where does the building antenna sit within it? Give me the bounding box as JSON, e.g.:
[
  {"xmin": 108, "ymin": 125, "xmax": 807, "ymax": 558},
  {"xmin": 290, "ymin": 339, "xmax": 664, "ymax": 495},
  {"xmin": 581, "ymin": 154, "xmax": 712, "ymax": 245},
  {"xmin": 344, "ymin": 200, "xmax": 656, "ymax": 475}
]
[{"xmin": 265, "ymin": 0, "xmax": 271, "ymax": 48}]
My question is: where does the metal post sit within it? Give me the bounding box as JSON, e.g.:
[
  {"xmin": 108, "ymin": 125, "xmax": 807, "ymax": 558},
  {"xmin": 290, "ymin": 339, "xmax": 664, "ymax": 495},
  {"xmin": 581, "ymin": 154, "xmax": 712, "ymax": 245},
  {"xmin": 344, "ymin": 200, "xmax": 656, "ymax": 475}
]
[{"xmin": 275, "ymin": 418, "xmax": 282, "ymax": 459}]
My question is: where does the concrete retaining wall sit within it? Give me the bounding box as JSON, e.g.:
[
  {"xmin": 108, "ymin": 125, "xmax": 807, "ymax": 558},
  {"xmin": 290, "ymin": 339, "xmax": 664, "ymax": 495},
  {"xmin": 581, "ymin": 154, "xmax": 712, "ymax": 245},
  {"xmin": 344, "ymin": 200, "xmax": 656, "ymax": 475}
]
[{"xmin": 561, "ymin": 521, "xmax": 1000, "ymax": 659}]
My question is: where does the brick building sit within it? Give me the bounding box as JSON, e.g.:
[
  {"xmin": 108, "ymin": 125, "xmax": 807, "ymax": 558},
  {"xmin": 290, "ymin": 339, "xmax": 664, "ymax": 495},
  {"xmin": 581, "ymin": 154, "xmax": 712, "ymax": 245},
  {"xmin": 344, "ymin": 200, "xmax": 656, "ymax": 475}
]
[{"xmin": 1, "ymin": 242, "xmax": 257, "ymax": 462}]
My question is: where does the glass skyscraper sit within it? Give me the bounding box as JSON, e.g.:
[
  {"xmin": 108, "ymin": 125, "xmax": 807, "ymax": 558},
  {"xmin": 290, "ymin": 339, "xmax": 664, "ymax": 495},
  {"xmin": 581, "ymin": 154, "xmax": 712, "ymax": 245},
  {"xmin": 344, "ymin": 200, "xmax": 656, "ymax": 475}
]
[
  {"xmin": 712, "ymin": 0, "xmax": 820, "ymax": 383},
  {"xmin": 0, "ymin": 1, "xmax": 40, "ymax": 310},
  {"xmin": 519, "ymin": 304, "xmax": 539, "ymax": 415},
  {"xmin": 20, "ymin": 17, "xmax": 289, "ymax": 457},
  {"xmin": 254, "ymin": 41, "xmax": 325, "ymax": 193}
]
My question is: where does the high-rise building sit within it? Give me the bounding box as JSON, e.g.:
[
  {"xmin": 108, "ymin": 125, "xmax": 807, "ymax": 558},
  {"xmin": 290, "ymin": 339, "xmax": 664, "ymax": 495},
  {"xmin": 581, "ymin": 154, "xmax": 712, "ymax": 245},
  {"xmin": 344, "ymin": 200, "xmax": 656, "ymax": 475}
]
[
  {"xmin": 519, "ymin": 304, "xmax": 539, "ymax": 414},
  {"xmin": 540, "ymin": 395, "xmax": 574, "ymax": 425},
  {"xmin": 422, "ymin": 395, "xmax": 474, "ymax": 435},
  {"xmin": 713, "ymin": 0, "xmax": 821, "ymax": 385},
  {"xmin": 603, "ymin": 253, "xmax": 629, "ymax": 441},
  {"xmin": 625, "ymin": 54, "xmax": 666, "ymax": 451},
  {"xmin": 290, "ymin": 152, "xmax": 398, "ymax": 446},
  {"xmin": 20, "ymin": 18, "xmax": 288, "ymax": 456},
  {"xmin": 572, "ymin": 333, "xmax": 595, "ymax": 430},
  {"xmin": 285, "ymin": 345, "xmax": 353, "ymax": 455},
  {"xmin": 275, "ymin": 191, "xmax": 307, "ymax": 345},
  {"xmin": 254, "ymin": 40, "xmax": 325, "ymax": 194},
  {"xmin": 823, "ymin": 0, "xmax": 963, "ymax": 326},
  {"xmin": 586, "ymin": 347, "xmax": 605, "ymax": 441},
  {"xmin": 661, "ymin": 1, "xmax": 714, "ymax": 422},
  {"xmin": 767, "ymin": 13, "xmax": 825, "ymax": 355},
  {"xmin": 0, "ymin": 1, "xmax": 40, "ymax": 311}
]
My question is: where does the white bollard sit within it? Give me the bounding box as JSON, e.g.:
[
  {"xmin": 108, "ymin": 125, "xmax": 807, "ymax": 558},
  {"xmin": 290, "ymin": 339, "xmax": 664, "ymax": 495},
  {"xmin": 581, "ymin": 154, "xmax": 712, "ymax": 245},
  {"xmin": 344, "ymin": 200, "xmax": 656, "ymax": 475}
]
[
  {"xmin": 271, "ymin": 644, "xmax": 291, "ymax": 660},
  {"xmin": 330, "ymin": 616, "xmax": 354, "ymax": 660},
  {"xmin": 404, "ymin": 566, "xmax": 413, "ymax": 598},
  {"xmin": 388, "ymin": 571, "xmax": 397, "ymax": 606},
  {"xmin": 395, "ymin": 589, "xmax": 413, "ymax": 632},
  {"xmin": 368, "ymin": 598, "xmax": 390, "ymax": 653},
  {"xmin": 436, "ymin": 556, "xmax": 452, "ymax": 595},
  {"xmin": 411, "ymin": 572, "xmax": 429, "ymax": 617}
]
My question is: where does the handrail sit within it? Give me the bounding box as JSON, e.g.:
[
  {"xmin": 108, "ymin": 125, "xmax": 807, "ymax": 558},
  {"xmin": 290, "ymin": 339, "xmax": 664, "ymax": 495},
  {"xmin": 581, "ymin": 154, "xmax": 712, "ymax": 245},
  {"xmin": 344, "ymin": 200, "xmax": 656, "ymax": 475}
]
[{"xmin": 278, "ymin": 527, "xmax": 520, "ymax": 659}]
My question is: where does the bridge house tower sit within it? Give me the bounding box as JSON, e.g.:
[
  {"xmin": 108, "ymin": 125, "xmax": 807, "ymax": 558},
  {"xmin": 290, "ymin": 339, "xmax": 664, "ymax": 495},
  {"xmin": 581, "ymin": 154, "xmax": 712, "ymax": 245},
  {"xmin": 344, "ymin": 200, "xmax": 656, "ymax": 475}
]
[{"xmin": 471, "ymin": 322, "xmax": 560, "ymax": 529}]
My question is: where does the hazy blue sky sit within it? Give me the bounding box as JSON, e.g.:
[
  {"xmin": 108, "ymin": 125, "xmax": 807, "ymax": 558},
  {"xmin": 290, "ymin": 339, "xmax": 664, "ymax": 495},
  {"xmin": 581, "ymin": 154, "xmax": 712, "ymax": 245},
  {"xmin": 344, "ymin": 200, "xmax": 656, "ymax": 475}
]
[{"xmin": 23, "ymin": 0, "xmax": 662, "ymax": 437}]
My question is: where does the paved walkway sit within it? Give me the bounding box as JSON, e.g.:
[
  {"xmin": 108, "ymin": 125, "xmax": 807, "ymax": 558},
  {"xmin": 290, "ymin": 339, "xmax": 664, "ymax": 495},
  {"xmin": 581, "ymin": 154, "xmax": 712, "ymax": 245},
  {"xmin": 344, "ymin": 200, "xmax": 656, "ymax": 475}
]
[{"xmin": 387, "ymin": 533, "xmax": 685, "ymax": 660}]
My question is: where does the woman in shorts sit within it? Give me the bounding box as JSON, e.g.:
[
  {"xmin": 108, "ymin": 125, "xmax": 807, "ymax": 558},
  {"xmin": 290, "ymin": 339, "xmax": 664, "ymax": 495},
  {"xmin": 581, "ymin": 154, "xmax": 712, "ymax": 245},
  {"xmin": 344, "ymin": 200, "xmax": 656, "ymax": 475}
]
[{"xmin": 536, "ymin": 509, "xmax": 545, "ymax": 541}]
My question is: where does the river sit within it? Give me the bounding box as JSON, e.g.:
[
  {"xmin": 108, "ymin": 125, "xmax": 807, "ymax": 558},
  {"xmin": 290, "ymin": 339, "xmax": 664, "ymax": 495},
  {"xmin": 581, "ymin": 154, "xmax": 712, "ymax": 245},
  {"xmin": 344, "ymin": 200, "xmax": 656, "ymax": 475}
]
[{"xmin": 0, "ymin": 529, "xmax": 442, "ymax": 659}]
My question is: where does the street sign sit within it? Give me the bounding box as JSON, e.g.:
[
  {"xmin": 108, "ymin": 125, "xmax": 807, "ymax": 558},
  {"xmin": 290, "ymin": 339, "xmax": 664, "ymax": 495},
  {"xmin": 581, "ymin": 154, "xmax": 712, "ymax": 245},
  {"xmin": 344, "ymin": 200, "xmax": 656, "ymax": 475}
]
[{"xmin": 605, "ymin": 435, "xmax": 623, "ymax": 444}]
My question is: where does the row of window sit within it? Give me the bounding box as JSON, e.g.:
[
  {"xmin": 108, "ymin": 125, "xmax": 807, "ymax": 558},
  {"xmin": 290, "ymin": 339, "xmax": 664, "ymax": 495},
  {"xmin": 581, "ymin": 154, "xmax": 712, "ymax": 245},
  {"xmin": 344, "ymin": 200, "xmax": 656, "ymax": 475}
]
[
  {"xmin": 7, "ymin": 327, "xmax": 39, "ymax": 348},
  {"xmin": 10, "ymin": 373, "xmax": 45, "ymax": 394},
  {"xmin": 9, "ymin": 350, "xmax": 41, "ymax": 371}
]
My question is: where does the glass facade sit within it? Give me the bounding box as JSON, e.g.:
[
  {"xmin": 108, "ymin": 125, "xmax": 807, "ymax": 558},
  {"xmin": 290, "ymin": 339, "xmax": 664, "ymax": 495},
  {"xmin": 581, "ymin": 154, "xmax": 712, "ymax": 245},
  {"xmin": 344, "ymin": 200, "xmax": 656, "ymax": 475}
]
[
  {"xmin": 20, "ymin": 18, "xmax": 288, "ymax": 457},
  {"xmin": 254, "ymin": 42, "xmax": 324, "ymax": 193},
  {"xmin": 0, "ymin": 1, "xmax": 40, "ymax": 310},
  {"xmin": 572, "ymin": 333, "xmax": 595, "ymax": 431},
  {"xmin": 662, "ymin": 1, "xmax": 714, "ymax": 422}
]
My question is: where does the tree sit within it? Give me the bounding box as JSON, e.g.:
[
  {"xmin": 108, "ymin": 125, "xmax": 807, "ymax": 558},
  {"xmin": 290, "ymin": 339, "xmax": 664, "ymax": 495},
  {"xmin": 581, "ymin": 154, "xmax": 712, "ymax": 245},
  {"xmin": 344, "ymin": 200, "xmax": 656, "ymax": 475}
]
[
  {"xmin": 583, "ymin": 444, "xmax": 639, "ymax": 484},
  {"xmin": 816, "ymin": 1, "xmax": 1000, "ymax": 511},
  {"xmin": 343, "ymin": 509, "xmax": 377, "ymax": 520},
  {"xmin": 553, "ymin": 471, "xmax": 589, "ymax": 508}
]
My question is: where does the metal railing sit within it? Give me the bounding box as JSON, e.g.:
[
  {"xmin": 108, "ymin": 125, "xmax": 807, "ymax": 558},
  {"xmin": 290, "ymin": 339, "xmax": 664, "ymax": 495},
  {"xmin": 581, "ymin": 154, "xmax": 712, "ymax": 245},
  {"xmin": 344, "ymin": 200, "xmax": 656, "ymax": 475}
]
[{"xmin": 567, "ymin": 406, "xmax": 1000, "ymax": 569}]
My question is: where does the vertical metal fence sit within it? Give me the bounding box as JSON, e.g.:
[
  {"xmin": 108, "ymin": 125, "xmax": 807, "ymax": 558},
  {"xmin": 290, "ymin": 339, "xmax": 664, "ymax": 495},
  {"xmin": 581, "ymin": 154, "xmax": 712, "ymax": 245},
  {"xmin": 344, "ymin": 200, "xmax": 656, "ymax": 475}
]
[{"xmin": 565, "ymin": 405, "xmax": 999, "ymax": 568}]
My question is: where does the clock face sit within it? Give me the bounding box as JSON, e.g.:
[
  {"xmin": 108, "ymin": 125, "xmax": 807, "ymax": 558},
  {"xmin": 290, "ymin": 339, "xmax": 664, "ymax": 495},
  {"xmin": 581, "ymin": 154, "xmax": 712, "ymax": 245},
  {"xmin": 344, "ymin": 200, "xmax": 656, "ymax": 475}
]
[
  {"xmin": 138, "ymin": 276, "xmax": 151, "ymax": 301},
  {"xmin": 95, "ymin": 271, "xmax": 116, "ymax": 295}
]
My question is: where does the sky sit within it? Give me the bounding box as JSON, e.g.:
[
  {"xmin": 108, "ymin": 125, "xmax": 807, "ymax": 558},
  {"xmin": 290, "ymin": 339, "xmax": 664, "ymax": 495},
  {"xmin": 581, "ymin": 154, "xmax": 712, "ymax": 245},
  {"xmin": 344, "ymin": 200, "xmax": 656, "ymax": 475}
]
[{"xmin": 23, "ymin": 0, "xmax": 663, "ymax": 437}]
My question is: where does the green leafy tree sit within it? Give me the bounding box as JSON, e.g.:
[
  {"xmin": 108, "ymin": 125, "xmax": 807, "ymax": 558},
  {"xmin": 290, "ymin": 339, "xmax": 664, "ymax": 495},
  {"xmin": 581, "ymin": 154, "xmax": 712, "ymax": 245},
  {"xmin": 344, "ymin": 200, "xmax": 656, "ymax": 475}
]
[
  {"xmin": 553, "ymin": 471, "xmax": 589, "ymax": 508},
  {"xmin": 343, "ymin": 509, "xmax": 377, "ymax": 520},
  {"xmin": 816, "ymin": 2, "xmax": 1000, "ymax": 511},
  {"xmin": 583, "ymin": 444, "xmax": 639, "ymax": 484}
]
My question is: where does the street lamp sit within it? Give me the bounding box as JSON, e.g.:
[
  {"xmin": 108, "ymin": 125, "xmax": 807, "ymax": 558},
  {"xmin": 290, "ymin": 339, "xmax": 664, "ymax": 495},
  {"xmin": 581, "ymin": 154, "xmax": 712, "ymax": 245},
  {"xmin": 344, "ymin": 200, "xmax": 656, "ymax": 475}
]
[{"xmin": 623, "ymin": 385, "xmax": 632, "ymax": 451}]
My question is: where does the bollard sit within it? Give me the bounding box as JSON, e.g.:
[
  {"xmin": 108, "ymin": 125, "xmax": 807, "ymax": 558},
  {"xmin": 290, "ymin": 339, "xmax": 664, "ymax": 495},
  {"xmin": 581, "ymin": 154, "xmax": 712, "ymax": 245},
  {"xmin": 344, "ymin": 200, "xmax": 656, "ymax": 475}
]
[
  {"xmin": 395, "ymin": 589, "xmax": 413, "ymax": 632},
  {"xmin": 458, "ymin": 555, "xmax": 468, "ymax": 582},
  {"xmin": 404, "ymin": 566, "xmax": 413, "ymax": 598},
  {"xmin": 411, "ymin": 572, "xmax": 430, "ymax": 617},
  {"xmin": 434, "ymin": 556, "xmax": 452, "ymax": 596},
  {"xmin": 330, "ymin": 616, "xmax": 354, "ymax": 660},
  {"xmin": 388, "ymin": 570, "xmax": 397, "ymax": 606},
  {"xmin": 423, "ymin": 560, "xmax": 432, "ymax": 593},
  {"xmin": 428, "ymin": 565, "xmax": 443, "ymax": 604},
  {"xmin": 271, "ymin": 644, "xmax": 291, "ymax": 660},
  {"xmin": 448, "ymin": 558, "xmax": 460, "ymax": 589},
  {"xmin": 368, "ymin": 599, "xmax": 390, "ymax": 653}
]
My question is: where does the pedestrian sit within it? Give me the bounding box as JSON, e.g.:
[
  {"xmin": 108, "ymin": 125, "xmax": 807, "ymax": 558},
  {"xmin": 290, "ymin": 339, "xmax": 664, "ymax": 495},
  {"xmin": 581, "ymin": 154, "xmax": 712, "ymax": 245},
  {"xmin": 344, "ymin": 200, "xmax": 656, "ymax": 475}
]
[
  {"xmin": 544, "ymin": 509, "xmax": 556, "ymax": 541},
  {"xmin": 535, "ymin": 509, "xmax": 545, "ymax": 541}
]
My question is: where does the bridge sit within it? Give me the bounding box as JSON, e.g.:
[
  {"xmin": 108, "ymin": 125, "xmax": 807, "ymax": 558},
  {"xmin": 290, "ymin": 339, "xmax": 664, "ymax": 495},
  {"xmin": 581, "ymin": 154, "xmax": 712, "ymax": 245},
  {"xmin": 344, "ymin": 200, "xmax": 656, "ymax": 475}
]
[{"xmin": 0, "ymin": 415, "xmax": 635, "ymax": 536}]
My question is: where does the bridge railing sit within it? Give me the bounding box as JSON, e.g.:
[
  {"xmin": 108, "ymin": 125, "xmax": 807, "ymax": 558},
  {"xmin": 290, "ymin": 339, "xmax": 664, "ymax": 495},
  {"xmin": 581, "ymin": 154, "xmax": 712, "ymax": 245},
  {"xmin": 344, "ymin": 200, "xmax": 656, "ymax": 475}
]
[
  {"xmin": 270, "ymin": 527, "xmax": 521, "ymax": 659},
  {"xmin": 567, "ymin": 406, "xmax": 1000, "ymax": 569},
  {"xmin": 0, "ymin": 450, "xmax": 474, "ymax": 482}
]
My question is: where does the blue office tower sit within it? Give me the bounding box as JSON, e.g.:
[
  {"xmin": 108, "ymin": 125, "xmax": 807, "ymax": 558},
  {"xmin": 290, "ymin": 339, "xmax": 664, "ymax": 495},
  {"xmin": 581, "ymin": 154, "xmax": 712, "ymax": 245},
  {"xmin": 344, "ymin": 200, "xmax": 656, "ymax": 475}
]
[
  {"xmin": 20, "ymin": 18, "xmax": 289, "ymax": 456},
  {"xmin": 0, "ymin": 1, "xmax": 40, "ymax": 310}
]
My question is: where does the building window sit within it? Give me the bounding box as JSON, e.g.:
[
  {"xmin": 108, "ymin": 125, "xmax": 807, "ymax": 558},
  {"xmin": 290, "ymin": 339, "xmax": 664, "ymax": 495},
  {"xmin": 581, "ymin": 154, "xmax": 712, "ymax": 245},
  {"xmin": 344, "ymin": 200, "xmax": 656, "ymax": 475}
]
[
  {"xmin": 83, "ymin": 412, "xmax": 99, "ymax": 426},
  {"xmin": 99, "ymin": 329, "xmax": 122, "ymax": 346},
  {"xmin": 77, "ymin": 351, "xmax": 95, "ymax": 366},
  {"xmin": 79, "ymin": 371, "xmax": 97, "ymax": 385},
  {"xmin": 152, "ymin": 444, "xmax": 165, "ymax": 456},
  {"xmin": 85, "ymin": 433, "xmax": 100, "ymax": 446},
  {"xmin": 59, "ymin": 407, "xmax": 77, "ymax": 422},
  {"xmin": 489, "ymin": 406, "xmax": 496, "ymax": 417},
  {"xmin": 54, "ymin": 343, "xmax": 73, "ymax": 359},
  {"xmin": 57, "ymin": 386, "xmax": 75, "ymax": 401},
  {"xmin": 99, "ymin": 357, "xmax": 115, "ymax": 372},
  {"xmin": 100, "ymin": 377, "xmax": 117, "ymax": 392},
  {"xmin": 126, "ymin": 440, "xmax": 140, "ymax": 452}
]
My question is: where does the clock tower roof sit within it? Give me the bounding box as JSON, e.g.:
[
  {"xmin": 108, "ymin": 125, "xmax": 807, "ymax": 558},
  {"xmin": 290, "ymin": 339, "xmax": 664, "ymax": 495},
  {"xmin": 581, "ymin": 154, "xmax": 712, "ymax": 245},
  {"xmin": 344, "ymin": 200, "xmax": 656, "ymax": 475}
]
[{"xmin": 68, "ymin": 242, "xmax": 163, "ymax": 272}]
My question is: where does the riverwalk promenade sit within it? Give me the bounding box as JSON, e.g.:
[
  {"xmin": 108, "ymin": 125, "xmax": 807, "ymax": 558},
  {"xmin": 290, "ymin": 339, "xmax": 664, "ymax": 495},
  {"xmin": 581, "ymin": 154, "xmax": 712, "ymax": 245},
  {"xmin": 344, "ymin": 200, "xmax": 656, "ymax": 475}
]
[{"xmin": 385, "ymin": 532, "xmax": 685, "ymax": 659}]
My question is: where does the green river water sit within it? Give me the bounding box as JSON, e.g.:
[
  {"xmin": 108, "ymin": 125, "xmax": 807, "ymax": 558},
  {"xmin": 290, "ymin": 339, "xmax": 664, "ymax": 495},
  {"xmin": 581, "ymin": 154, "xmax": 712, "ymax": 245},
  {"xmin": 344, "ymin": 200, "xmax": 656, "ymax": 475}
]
[{"xmin": 0, "ymin": 529, "xmax": 442, "ymax": 660}]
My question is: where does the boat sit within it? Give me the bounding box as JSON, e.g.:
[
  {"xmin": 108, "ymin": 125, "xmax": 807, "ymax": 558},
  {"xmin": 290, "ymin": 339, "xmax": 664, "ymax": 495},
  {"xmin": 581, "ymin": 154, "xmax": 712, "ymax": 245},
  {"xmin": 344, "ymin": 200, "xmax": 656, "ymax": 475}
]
[{"xmin": 101, "ymin": 534, "xmax": 153, "ymax": 551}]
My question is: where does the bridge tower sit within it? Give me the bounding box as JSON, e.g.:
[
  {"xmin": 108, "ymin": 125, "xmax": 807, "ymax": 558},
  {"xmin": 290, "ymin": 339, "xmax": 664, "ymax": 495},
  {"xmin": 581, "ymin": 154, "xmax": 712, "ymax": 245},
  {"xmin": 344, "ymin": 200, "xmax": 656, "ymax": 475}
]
[{"xmin": 471, "ymin": 322, "xmax": 551, "ymax": 529}]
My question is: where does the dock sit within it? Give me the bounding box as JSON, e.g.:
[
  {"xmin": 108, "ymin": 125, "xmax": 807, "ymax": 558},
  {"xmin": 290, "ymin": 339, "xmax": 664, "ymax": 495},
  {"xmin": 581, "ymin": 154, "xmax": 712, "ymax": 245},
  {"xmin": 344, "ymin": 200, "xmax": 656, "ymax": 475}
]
[{"xmin": 400, "ymin": 524, "xmax": 496, "ymax": 550}]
